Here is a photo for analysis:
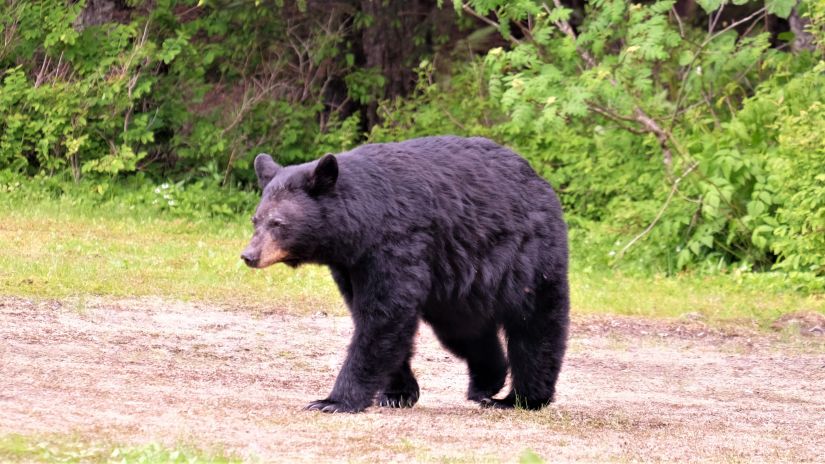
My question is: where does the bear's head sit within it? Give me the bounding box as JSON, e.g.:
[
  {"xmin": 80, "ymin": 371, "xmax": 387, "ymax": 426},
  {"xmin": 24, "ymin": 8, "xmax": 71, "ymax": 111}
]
[{"xmin": 241, "ymin": 152, "xmax": 338, "ymax": 269}]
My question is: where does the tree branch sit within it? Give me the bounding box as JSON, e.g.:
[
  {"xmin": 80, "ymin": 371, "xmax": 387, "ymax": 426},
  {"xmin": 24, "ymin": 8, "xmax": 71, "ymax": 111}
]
[
  {"xmin": 461, "ymin": 3, "xmax": 521, "ymax": 45},
  {"xmin": 588, "ymin": 104, "xmax": 646, "ymax": 135},
  {"xmin": 708, "ymin": 2, "xmax": 725, "ymax": 36},
  {"xmin": 616, "ymin": 162, "xmax": 699, "ymax": 259},
  {"xmin": 544, "ymin": 0, "xmax": 597, "ymax": 68},
  {"xmin": 633, "ymin": 108, "xmax": 673, "ymax": 169},
  {"xmin": 671, "ymin": 6, "xmax": 685, "ymax": 39},
  {"xmin": 542, "ymin": 0, "xmax": 675, "ymax": 171},
  {"xmin": 703, "ymin": 7, "xmax": 766, "ymax": 47}
]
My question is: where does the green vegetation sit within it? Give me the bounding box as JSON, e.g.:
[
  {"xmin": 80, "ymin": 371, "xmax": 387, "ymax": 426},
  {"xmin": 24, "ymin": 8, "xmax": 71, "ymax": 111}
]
[
  {"xmin": 379, "ymin": 0, "xmax": 825, "ymax": 289},
  {"xmin": 1, "ymin": 0, "xmax": 823, "ymax": 309},
  {"xmin": 0, "ymin": 0, "xmax": 365, "ymax": 183},
  {"xmin": 519, "ymin": 449, "xmax": 546, "ymax": 464},
  {"xmin": 0, "ymin": 433, "xmax": 239, "ymax": 463},
  {"xmin": 0, "ymin": 183, "xmax": 339, "ymax": 314}
]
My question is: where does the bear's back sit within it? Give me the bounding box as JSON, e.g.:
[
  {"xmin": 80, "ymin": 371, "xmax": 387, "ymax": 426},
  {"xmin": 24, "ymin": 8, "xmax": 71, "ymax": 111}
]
[
  {"xmin": 330, "ymin": 136, "xmax": 566, "ymax": 310},
  {"xmin": 336, "ymin": 136, "xmax": 561, "ymax": 224},
  {"xmin": 341, "ymin": 136, "xmax": 535, "ymax": 185}
]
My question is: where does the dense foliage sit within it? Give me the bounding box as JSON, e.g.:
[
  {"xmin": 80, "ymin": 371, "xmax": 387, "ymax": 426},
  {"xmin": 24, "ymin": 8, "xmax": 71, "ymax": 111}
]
[
  {"xmin": 0, "ymin": 0, "xmax": 823, "ymax": 289},
  {"xmin": 0, "ymin": 0, "xmax": 368, "ymax": 186},
  {"xmin": 379, "ymin": 0, "xmax": 825, "ymax": 288}
]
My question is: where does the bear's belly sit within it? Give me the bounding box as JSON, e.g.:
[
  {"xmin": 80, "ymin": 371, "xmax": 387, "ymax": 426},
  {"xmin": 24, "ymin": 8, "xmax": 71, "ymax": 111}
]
[{"xmin": 420, "ymin": 298, "xmax": 499, "ymax": 339}]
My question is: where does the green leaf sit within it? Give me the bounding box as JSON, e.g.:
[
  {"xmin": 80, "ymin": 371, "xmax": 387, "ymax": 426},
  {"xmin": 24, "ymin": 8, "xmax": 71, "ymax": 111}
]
[
  {"xmin": 696, "ymin": 0, "xmax": 723, "ymax": 14},
  {"xmin": 747, "ymin": 200, "xmax": 766, "ymax": 217},
  {"xmin": 677, "ymin": 248, "xmax": 693, "ymax": 269},
  {"xmin": 678, "ymin": 50, "xmax": 694, "ymax": 66},
  {"xmin": 547, "ymin": 6, "xmax": 572, "ymax": 23},
  {"xmin": 766, "ymin": 0, "xmax": 795, "ymax": 18},
  {"xmin": 776, "ymin": 31, "xmax": 795, "ymax": 42}
]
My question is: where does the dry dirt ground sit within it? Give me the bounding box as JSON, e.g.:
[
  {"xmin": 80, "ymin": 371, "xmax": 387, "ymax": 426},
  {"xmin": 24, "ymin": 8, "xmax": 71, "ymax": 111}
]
[{"xmin": 1, "ymin": 296, "xmax": 824, "ymax": 463}]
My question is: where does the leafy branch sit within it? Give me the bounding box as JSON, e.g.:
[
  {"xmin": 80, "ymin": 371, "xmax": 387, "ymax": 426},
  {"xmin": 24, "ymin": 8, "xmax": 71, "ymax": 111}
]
[
  {"xmin": 461, "ymin": 3, "xmax": 522, "ymax": 45},
  {"xmin": 544, "ymin": 0, "xmax": 677, "ymax": 172},
  {"xmin": 616, "ymin": 161, "xmax": 698, "ymax": 260}
]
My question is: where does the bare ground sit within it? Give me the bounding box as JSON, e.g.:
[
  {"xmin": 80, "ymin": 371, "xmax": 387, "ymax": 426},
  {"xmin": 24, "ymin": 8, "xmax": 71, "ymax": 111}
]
[{"xmin": 1, "ymin": 296, "xmax": 824, "ymax": 463}]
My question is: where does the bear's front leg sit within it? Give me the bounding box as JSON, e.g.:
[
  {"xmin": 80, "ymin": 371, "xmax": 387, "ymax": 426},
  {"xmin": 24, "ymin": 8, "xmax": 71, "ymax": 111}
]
[
  {"xmin": 305, "ymin": 311, "xmax": 420, "ymax": 413},
  {"xmin": 305, "ymin": 267, "xmax": 426, "ymax": 413},
  {"xmin": 376, "ymin": 357, "xmax": 420, "ymax": 408}
]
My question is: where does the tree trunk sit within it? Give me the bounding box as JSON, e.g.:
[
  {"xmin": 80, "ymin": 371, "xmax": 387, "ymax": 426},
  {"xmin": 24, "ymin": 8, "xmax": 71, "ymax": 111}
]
[
  {"xmin": 359, "ymin": 0, "xmax": 442, "ymax": 127},
  {"xmin": 75, "ymin": 0, "xmax": 132, "ymax": 29},
  {"xmin": 788, "ymin": 2, "xmax": 815, "ymax": 53}
]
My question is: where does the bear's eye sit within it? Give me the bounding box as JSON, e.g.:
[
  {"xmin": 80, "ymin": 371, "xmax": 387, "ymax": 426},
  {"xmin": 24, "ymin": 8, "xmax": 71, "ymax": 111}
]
[{"xmin": 268, "ymin": 218, "xmax": 284, "ymax": 228}]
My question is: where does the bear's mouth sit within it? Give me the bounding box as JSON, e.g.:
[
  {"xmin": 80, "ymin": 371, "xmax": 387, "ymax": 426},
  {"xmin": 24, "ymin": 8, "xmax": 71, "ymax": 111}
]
[{"xmin": 255, "ymin": 244, "xmax": 290, "ymax": 268}]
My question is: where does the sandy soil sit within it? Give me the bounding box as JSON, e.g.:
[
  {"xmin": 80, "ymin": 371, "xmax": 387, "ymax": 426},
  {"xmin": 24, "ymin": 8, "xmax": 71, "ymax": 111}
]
[{"xmin": 1, "ymin": 296, "xmax": 824, "ymax": 463}]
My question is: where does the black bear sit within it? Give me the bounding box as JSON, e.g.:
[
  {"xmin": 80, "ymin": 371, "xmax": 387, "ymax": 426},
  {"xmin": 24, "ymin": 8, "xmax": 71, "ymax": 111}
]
[{"xmin": 241, "ymin": 136, "xmax": 569, "ymax": 413}]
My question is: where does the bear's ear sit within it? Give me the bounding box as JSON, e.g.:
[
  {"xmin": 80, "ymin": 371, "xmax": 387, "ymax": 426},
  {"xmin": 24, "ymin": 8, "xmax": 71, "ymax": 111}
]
[
  {"xmin": 254, "ymin": 153, "xmax": 280, "ymax": 189},
  {"xmin": 307, "ymin": 153, "xmax": 338, "ymax": 196}
]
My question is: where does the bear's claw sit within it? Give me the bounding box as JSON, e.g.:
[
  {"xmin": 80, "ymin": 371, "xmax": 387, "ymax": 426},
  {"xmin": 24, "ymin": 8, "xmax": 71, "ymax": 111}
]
[
  {"xmin": 304, "ymin": 399, "xmax": 364, "ymax": 413},
  {"xmin": 376, "ymin": 391, "xmax": 419, "ymax": 408}
]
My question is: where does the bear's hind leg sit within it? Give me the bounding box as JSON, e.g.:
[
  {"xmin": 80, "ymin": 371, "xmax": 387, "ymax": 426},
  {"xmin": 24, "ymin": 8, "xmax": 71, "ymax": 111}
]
[
  {"xmin": 434, "ymin": 325, "xmax": 508, "ymax": 403},
  {"xmin": 376, "ymin": 357, "xmax": 420, "ymax": 408},
  {"xmin": 485, "ymin": 283, "xmax": 569, "ymax": 410}
]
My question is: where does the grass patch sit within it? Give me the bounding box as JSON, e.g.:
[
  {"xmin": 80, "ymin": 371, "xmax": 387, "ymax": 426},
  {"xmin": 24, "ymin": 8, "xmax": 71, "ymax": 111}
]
[
  {"xmin": 0, "ymin": 197, "xmax": 342, "ymax": 315},
  {"xmin": 0, "ymin": 196, "xmax": 821, "ymax": 325},
  {"xmin": 572, "ymin": 271, "xmax": 824, "ymax": 326},
  {"xmin": 0, "ymin": 434, "xmax": 239, "ymax": 463}
]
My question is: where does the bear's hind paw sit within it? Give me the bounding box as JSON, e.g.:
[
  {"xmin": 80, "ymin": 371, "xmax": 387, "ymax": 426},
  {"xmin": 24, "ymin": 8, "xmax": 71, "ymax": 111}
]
[
  {"xmin": 479, "ymin": 394, "xmax": 551, "ymax": 410},
  {"xmin": 478, "ymin": 397, "xmax": 515, "ymax": 409}
]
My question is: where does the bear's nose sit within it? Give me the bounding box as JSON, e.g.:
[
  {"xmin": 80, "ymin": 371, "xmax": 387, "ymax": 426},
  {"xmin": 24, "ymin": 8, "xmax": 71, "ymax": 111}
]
[{"xmin": 241, "ymin": 251, "xmax": 259, "ymax": 268}]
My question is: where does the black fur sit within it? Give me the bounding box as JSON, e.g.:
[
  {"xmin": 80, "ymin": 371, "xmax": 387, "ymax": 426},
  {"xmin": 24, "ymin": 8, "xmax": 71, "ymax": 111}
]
[{"xmin": 243, "ymin": 136, "xmax": 569, "ymax": 413}]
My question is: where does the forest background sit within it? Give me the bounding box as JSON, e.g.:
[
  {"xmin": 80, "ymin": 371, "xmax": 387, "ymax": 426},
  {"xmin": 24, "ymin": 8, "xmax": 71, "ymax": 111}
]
[
  {"xmin": 2, "ymin": 2, "xmax": 825, "ymax": 460},
  {"xmin": 1, "ymin": 0, "xmax": 823, "ymax": 294}
]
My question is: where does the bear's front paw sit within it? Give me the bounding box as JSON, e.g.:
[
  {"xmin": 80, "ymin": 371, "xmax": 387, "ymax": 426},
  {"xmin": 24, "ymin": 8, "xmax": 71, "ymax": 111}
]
[
  {"xmin": 304, "ymin": 398, "xmax": 365, "ymax": 413},
  {"xmin": 376, "ymin": 390, "xmax": 419, "ymax": 408}
]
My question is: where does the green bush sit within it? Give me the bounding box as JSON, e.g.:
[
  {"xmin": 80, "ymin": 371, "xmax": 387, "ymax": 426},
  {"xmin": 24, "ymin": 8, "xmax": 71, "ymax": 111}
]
[
  {"xmin": 1, "ymin": 0, "xmax": 823, "ymax": 290},
  {"xmin": 770, "ymin": 71, "xmax": 825, "ymax": 282},
  {"xmin": 449, "ymin": 0, "xmax": 824, "ymax": 288},
  {"xmin": 0, "ymin": 0, "xmax": 363, "ymax": 186},
  {"xmin": 0, "ymin": 169, "xmax": 257, "ymax": 221},
  {"xmin": 0, "ymin": 0, "xmax": 154, "ymax": 178}
]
